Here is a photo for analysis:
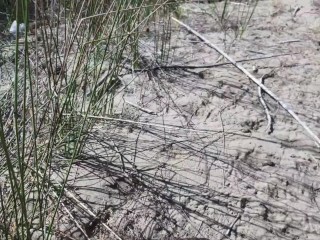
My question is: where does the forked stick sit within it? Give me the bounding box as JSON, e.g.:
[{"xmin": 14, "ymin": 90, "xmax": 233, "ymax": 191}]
[
  {"xmin": 258, "ymin": 72, "xmax": 275, "ymax": 134},
  {"xmin": 172, "ymin": 17, "xmax": 320, "ymax": 148}
]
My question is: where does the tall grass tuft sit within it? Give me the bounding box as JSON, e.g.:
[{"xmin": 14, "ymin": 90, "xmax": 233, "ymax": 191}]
[
  {"xmin": 0, "ymin": 0, "xmax": 177, "ymax": 239},
  {"xmin": 192, "ymin": 0, "xmax": 259, "ymax": 39}
]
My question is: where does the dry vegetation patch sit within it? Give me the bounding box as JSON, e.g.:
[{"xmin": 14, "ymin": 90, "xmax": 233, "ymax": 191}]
[{"xmin": 1, "ymin": 0, "xmax": 320, "ymax": 239}]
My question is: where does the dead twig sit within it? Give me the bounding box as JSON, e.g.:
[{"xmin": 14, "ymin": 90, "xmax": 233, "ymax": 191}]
[
  {"xmin": 58, "ymin": 200, "xmax": 91, "ymax": 240},
  {"xmin": 110, "ymin": 139, "xmax": 126, "ymax": 171},
  {"xmin": 219, "ymin": 213, "xmax": 241, "ymax": 240},
  {"xmin": 25, "ymin": 164, "xmax": 122, "ymax": 240},
  {"xmin": 258, "ymin": 71, "xmax": 275, "ymax": 134},
  {"xmin": 124, "ymin": 99, "xmax": 156, "ymax": 115},
  {"xmin": 62, "ymin": 185, "xmax": 123, "ymax": 240},
  {"xmin": 278, "ymin": 39, "xmax": 301, "ymax": 44},
  {"xmin": 226, "ymin": 214, "xmax": 241, "ymax": 237},
  {"xmin": 172, "ymin": 17, "xmax": 320, "ymax": 148},
  {"xmin": 128, "ymin": 53, "xmax": 297, "ymax": 72},
  {"xmin": 63, "ymin": 113, "xmax": 224, "ymax": 134},
  {"xmin": 292, "ymin": 6, "xmax": 301, "ymax": 17}
]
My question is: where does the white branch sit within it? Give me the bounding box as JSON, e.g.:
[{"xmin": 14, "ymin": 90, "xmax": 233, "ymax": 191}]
[{"xmin": 172, "ymin": 17, "xmax": 320, "ymax": 148}]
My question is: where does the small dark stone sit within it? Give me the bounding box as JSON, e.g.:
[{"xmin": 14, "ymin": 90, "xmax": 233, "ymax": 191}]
[
  {"xmin": 240, "ymin": 198, "xmax": 248, "ymax": 209},
  {"xmin": 198, "ymin": 71, "xmax": 205, "ymax": 79}
]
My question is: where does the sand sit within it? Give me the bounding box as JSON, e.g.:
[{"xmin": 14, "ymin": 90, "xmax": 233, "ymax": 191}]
[{"xmin": 3, "ymin": 0, "xmax": 320, "ymax": 239}]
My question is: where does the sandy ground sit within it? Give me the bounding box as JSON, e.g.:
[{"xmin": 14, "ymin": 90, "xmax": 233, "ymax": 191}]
[{"xmin": 48, "ymin": 0, "xmax": 320, "ymax": 239}]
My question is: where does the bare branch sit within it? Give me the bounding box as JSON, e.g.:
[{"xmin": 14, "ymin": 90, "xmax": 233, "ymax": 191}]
[{"xmin": 172, "ymin": 17, "xmax": 320, "ymax": 148}]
